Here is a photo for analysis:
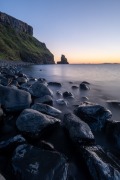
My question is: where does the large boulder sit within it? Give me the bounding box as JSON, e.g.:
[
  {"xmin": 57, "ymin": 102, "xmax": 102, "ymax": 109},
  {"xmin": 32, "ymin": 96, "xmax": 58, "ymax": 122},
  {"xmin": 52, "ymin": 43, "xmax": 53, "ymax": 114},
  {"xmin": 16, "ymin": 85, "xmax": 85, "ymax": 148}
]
[
  {"xmin": 34, "ymin": 95, "xmax": 53, "ymax": 106},
  {"xmin": 63, "ymin": 113, "xmax": 95, "ymax": 145},
  {"xmin": 31, "ymin": 103, "xmax": 62, "ymax": 118},
  {"xmin": 106, "ymin": 120, "xmax": 120, "ymax": 150},
  {"xmin": 0, "ymin": 85, "xmax": 31, "ymax": 111},
  {"xmin": 12, "ymin": 144, "xmax": 68, "ymax": 179},
  {"xmin": 74, "ymin": 102, "xmax": 112, "ymax": 131},
  {"xmin": 29, "ymin": 81, "xmax": 53, "ymax": 98},
  {"xmin": 79, "ymin": 145, "xmax": 120, "ymax": 180},
  {"xmin": 16, "ymin": 109, "xmax": 60, "ymax": 139}
]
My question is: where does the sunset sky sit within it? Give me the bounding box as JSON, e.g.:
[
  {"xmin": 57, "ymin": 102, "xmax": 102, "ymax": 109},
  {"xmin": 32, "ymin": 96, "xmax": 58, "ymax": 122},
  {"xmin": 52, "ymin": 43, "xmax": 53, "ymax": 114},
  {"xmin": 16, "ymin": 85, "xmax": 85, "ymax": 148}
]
[{"xmin": 1, "ymin": 0, "xmax": 120, "ymax": 64}]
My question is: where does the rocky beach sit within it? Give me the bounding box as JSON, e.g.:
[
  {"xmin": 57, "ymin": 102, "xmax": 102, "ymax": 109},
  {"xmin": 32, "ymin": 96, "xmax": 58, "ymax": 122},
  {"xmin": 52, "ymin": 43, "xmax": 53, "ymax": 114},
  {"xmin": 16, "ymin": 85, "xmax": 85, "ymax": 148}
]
[{"xmin": 0, "ymin": 62, "xmax": 120, "ymax": 180}]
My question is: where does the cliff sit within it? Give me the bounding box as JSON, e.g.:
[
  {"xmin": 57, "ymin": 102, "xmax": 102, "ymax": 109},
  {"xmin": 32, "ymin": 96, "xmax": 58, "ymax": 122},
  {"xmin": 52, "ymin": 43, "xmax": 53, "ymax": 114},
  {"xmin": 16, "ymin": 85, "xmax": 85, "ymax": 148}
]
[
  {"xmin": 57, "ymin": 55, "xmax": 69, "ymax": 64},
  {"xmin": 0, "ymin": 12, "xmax": 54, "ymax": 64}
]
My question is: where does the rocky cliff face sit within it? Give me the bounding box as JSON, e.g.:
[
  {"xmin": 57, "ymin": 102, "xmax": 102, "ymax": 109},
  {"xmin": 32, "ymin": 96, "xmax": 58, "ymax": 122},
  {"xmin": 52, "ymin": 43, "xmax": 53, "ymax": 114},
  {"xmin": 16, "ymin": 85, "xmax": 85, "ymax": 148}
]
[
  {"xmin": 0, "ymin": 12, "xmax": 33, "ymax": 36},
  {"xmin": 0, "ymin": 12, "xmax": 54, "ymax": 64}
]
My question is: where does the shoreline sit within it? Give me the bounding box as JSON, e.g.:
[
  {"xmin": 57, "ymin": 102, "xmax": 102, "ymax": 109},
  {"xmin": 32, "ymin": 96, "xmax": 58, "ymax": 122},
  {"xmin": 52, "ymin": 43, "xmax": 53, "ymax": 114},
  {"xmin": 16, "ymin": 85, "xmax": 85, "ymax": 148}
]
[{"xmin": 0, "ymin": 64, "xmax": 119, "ymax": 179}]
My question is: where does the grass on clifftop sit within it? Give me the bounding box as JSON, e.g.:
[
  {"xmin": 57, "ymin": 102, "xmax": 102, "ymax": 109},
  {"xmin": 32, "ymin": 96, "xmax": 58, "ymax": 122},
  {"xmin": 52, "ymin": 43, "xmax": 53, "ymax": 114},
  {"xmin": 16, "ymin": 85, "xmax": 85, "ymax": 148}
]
[{"xmin": 0, "ymin": 24, "xmax": 53, "ymax": 62}]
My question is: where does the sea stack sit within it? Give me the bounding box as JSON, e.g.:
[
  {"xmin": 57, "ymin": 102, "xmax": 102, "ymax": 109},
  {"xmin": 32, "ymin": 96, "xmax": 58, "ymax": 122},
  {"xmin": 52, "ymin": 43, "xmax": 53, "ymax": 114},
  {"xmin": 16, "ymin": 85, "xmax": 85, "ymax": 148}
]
[{"xmin": 57, "ymin": 55, "xmax": 69, "ymax": 64}]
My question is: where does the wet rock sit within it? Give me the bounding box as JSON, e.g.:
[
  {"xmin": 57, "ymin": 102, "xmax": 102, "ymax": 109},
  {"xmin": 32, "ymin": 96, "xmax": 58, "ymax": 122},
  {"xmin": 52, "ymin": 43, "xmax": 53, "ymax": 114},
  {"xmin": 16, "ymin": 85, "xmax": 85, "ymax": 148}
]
[
  {"xmin": 63, "ymin": 91, "xmax": 74, "ymax": 98},
  {"xmin": 17, "ymin": 77, "xmax": 28, "ymax": 84},
  {"xmin": 0, "ymin": 135, "xmax": 26, "ymax": 154},
  {"xmin": 106, "ymin": 120, "xmax": 120, "ymax": 150},
  {"xmin": 48, "ymin": 82, "xmax": 62, "ymax": 87},
  {"xmin": 38, "ymin": 78, "xmax": 47, "ymax": 85},
  {"xmin": 16, "ymin": 109, "xmax": 60, "ymax": 139},
  {"xmin": 29, "ymin": 81, "xmax": 53, "ymax": 98},
  {"xmin": 0, "ymin": 85, "xmax": 32, "ymax": 111},
  {"xmin": 38, "ymin": 140, "xmax": 55, "ymax": 151},
  {"xmin": 34, "ymin": 95, "xmax": 53, "ymax": 106},
  {"xmin": 74, "ymin": 102, "xmax": 112, "ymax": 131},
  {"xmin": 82, "ymin": 81, "xmax": 90, "ymax": 85},
  {"xmin": 79, "ymin": 145, "xmax": 120, "ymax": 180},
  {"xmin": 56, "ymin": 99, "xmax": 68, "ymax": 106},
  {"xmin": 31, "ymin": 103, "xmax": 62, "ymax": 118},
  {"xmin": 79, "ymin": 82, "xmax": 90, "ymax": 90},
  {"xmin": 12, "ymin": 144, "xmax": 68, "ymax": 179},
  {"xmin": 27, "ymin": 78, "xmax": 37, "ymax": 85},
  {"xmin": 0, "ymin": 174, "xmax": 6, "ymax": 180},
  {"xmin": 71, "ymin": 85, "xmax": 79, "ymax": 89},
  {"xmin": 17, "ymin": 73, "xmax": 27, "ymax": 78},
  {"xmin": 56, "ymin": 91, "xmax": 62, "ymax": 96},
  {"xmin": 63, "ymin": 113, "xmax": 95, "ymax": 145},
  {"xmin": 0, "ymin": 74, "xmax": 10, "ymax": 86}
]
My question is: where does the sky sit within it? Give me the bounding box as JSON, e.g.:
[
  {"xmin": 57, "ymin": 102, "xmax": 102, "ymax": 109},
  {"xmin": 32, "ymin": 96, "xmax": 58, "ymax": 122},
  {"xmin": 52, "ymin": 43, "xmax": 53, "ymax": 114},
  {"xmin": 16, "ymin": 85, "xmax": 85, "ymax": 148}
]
[{"xmin": 1, "ymin": 0, "xmax": 120, "ymax": 64}]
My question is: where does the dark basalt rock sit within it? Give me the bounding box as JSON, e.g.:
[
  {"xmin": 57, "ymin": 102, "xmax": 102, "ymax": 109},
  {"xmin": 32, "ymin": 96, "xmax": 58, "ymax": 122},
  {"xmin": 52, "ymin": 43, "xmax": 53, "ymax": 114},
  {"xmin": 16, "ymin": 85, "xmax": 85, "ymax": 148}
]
[
  {"xmin": 79, "ymin": 145, "xmax": 120, "ymax": 180},
  {"xmin": 17, "ymin": 77, "xmax": 28, "ymax": 84},
  {"xmin": 106, "ymin": 120, "xmax": 120, "ymax": 150},
  {"xmin": 63, "ymin": 113, "xmax": 95, "ymax": 145},
  {"xmin": 38, "ymin": 78, "xmax": 47, "ymax": 85},
  {"xmin": 0, "ymin": 135, "xmax": 26, "ymax": 154},
  {"xmin": 71, "ymin": 85, "xmax": 79, "ymax": 89},
  {"xmin": 0, "ymin": 85, "xmax": 32, "ymax": 111},
  {"xmin": 31, "ymin": 103, "xmax": 62, "ymax": 118},
  {"xmin": 48, "ymin": 82, "xmax": 62, "ymax": 87},
  {"xmin": 74, "ymin": 102, "xmax": 112, "ymax": 131},
  {"xmin": 12, "ymin": 144, "xmax": 68, "ymax": 179},
  {"xmin": 29, "ymin": 81, "xmax": 53, "ymax": 98},
  {"xmin": 56, "ymin": 99, "xmax": 68, "ymax": 106},
  {"xmin": 16, "ymin": 109, "xmax": 60, "ymax": 139},
  {"xmin": 34, "ymin": 95, "xmax": 53, "ymax": 106},
  {"xmin": 82, "ymin": 81, "xmax": 90, "ymax": 85},
  {"xmin": 63, "ymin": 91, "xmax": 74, "ymax": 98},
  {"xmin": 79, "ymin": 82, "xmax": 90, "ymax": 90},
  {"xmin": 0, "ymin": 74, "xmax": 10, "ymax": 86}
]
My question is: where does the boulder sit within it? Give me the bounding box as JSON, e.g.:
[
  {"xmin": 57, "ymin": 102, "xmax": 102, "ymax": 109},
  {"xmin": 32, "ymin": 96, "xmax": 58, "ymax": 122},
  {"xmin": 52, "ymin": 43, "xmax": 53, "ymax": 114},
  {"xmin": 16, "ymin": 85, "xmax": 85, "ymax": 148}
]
[
  {"xmin": 63, "ymin": 113, "xmax": 95, "ymax": 145},
  {"xmin": 106, "ymin": 100, "xmax": 120, "ymax": 109},
  {"xmin": 106, "ymin": 120, "xmax": 120, "ymax": 150},
  {"xmin": 48, "ymin": 82, "xmax": 62, "ymax": 87},
  {"xmin": 79, "ymin": 83, "xmax": 90, "ymax": 90},
  {"xmin": 79, "ymin": 145, "xmax": 120, "ymax": 180},
  {"xmin": 0, "ymin": 135, "xmax": 26, "ymax": 154},
  {"xmin": 29, "ymin": 81, "xmax": 53, "ymax": 98},
  {"xmin": 16, "ymin": 109, "xmax": 60, "ymax": 139},
  {"xmin": 31, "ymin": 103, "xmax": 62, "ymax": 118},
  {"xmin": 17, "ymin": 77, "xmax": 28, "ymax": 84},
  {"xmin": 0, "ymin": 85, "xmax": 32, "ymax": 111},
  {"xmin": 74, "ymin": 102, "xmax": 112, "ymax": 131},
  {"xmin": 71, "ymin": 85, "xmax": 79, "ymax": 89},
  {"xmin": 56, "ymin": 99, "xmax": 68, "ymax": 106},
  {"xmin": 12, "ymin": 144, "xmax": 68, "ymax": 179},
  {"xmin": 63, "ymin": 91, "xmax": 74, "ymax": 98},
  {"xmin": 34, "ymin": 95, "xmax": 53, "ymax": 106}
]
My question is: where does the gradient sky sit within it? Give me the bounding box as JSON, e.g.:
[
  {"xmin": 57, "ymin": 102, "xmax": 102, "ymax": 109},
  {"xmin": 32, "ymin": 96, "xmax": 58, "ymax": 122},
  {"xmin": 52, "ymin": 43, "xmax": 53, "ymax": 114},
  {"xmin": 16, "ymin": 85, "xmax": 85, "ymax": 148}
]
[{"xmin": 1, "ymin": 0, "xmax": 120, "ymax": 64}]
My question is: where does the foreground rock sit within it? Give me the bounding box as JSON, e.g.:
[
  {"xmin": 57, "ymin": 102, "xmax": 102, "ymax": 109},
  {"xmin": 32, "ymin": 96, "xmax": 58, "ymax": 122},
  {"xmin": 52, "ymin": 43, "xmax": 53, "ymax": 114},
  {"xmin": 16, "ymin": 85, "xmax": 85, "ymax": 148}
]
[
  {"xmin": 79, "ymin": 145, "xmax": 120, "ymax": 180},
  {"xmin": 63, "ymin": 113, "xmax": 95, "ymax": 145},
  {"xmin": 56, "ymin": 99, "xmax": 68, "ymax": 106},
  {"xmin": 106, "ymin": 120, "xmax": 120, "ymax": 150},
  {"xmin": 16, "ymin": 109, "xmax": 60, "ymax": 139},
  {"xmin": 0, "ymin": 135, "xmax": 26, "ymax": 154},
  {"xmin": 106, "ymin": 100, "xmax": 120, "ymax": 109},
  {"xmin": 34, "ymin": 95, "xmax": 53, "ymax": 106},
  {"xmin": 12, "ymin": 144, "xmax": 68, "ymax": 179},
  {"xmin": 31, "ymin": 103, "xmax": 62, "ymax": 118},
  {"xmin": 29, "ymin": 81, "xmax": 53, "ymax": 98},
  {"xmin": 0, "ymin": 85, "xmax": 31, "ymax": 111},
  {"xmin": 74, "ymin": 102, "xmax": 112, "ymax": 131}
]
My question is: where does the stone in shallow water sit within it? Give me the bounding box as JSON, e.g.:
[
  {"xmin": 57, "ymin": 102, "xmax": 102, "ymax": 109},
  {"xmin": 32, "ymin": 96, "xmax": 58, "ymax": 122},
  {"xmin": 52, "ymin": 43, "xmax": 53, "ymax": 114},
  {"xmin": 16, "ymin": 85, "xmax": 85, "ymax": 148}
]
[
  {"xmin": 63, "ymin": 113, "xmax": 95, "ymax": 145},
  {"xmin": 48, "ymin": 82, "xmax": 62, "ymax": 87},
  {"xmin": 74, "ymin": 102, "xmax": 112, "ymax": 131},
  {"xmin": 16, "ymin": 109, "xmax": 60, "ymax": 139},
  {"xmin": 63, "ymin": 91, "xmax": 74, "ymax": 98},
  {"xmin": 0, "ymin": 85, "xmax": 32, "ymax": 111},
  {"xmin": 31, "ymin": 103, "xmax": 62, "ymax": 118},
  {"xmin": 12, "ymin": 144, "xmax": 68, "ymax": 179},
  {"xmin": 79, "ymin": 145, "xmax": 120, "ymax": 180},
  {"xmin": 56, "ymin": 99, "xmax": 68, "ymax": 105},
  {"xmin": 29, "ymin": 81, "xmax": 53, "ymax": 98},
  {"xmin": 79, "ymin": 82, "xmax": 90, "ymax": 90}
]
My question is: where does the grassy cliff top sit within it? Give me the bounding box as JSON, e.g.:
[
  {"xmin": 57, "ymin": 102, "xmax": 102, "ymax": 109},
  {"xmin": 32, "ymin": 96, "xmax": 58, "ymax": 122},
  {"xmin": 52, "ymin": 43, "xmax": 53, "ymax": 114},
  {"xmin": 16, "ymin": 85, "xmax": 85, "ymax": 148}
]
[{"xmin": 0, "ymin": 24, "xmax": 54, "ymax": 64}]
